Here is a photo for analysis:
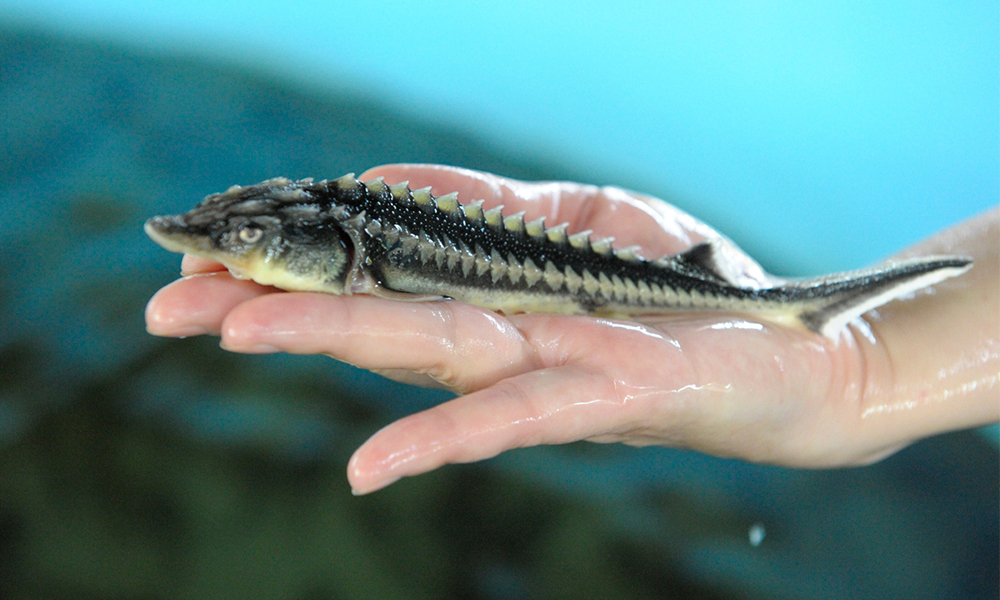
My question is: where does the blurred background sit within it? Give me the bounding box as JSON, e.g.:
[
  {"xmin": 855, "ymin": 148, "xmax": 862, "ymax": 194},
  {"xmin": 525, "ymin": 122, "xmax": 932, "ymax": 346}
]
[{"xmin": 0, "ymin": 1, "xmax": 996, "ymax": 598}]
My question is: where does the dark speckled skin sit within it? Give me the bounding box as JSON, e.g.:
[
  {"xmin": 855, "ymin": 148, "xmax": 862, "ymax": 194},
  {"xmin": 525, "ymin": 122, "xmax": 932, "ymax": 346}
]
[{"xmin": 146, "ymin": 174, "xmax": 972, "ymax": 339}]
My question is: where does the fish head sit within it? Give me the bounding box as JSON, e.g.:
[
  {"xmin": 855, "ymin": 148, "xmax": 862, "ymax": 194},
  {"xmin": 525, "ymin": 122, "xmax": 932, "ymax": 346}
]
[{"xmin": 145, "ymin": 178, "xmax": 353, "ymax": 294}]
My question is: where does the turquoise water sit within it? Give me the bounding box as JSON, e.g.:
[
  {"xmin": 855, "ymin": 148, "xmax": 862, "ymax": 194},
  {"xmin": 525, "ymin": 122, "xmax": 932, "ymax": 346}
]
[{"xmin": 4, "ymin": 0, "xmax": 997, "ymax": 272}]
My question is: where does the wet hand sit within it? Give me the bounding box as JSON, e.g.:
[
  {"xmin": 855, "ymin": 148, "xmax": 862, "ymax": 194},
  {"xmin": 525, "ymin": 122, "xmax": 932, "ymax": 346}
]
[{"xmin": 146, "ymin": 165, "xmax": 998, "ymax": 494}]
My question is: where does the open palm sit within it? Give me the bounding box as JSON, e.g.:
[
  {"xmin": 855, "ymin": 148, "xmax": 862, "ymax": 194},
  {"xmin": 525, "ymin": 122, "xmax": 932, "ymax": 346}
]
[{"xmin": 146, "ymin": 164, "xmax": 998, "ymax": 494}]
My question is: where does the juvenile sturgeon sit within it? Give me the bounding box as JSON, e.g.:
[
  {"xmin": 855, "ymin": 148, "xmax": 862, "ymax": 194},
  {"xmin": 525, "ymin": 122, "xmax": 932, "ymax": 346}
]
[{"xmin": 145, "ymin": 174, "xmax": 972, "ymax": 339}]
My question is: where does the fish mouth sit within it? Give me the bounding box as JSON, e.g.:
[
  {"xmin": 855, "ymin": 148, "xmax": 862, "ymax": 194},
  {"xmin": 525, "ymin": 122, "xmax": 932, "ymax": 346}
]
[
  {"xmin": 146, "ymin": 215, "xmax": 199, "ymax": 250},
  {"xmin": 144, "ymin": 215, "xmax": 216, "ymax": 256},
  {"xmin": 145, "ymin": 215, "xmax": 260, "ymax": 280}
]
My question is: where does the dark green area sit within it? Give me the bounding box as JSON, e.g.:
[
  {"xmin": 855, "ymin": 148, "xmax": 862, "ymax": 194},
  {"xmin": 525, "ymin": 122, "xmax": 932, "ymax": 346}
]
[{"xmin": 0, "ymin": 26, "xmax": 996, "ymax": 599}]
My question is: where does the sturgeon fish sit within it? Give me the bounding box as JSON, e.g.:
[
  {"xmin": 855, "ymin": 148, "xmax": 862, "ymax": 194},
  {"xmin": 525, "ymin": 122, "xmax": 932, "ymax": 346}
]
[{"xmin": 145, "ymin": 174, "xmax": 972, "ymax": 339}]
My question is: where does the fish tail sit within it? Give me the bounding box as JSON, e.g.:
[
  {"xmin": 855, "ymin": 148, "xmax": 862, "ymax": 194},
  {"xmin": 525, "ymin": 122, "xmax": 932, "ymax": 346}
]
[{"xmin": 787, "ymin": 256, "xmax": 972, "ymax": 339}]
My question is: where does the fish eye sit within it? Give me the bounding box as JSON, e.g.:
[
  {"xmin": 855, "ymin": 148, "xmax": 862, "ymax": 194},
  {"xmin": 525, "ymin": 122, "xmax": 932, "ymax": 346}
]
[{"xmin": 238, "ymin": 225, "xmax": 263, "ymax": 244}]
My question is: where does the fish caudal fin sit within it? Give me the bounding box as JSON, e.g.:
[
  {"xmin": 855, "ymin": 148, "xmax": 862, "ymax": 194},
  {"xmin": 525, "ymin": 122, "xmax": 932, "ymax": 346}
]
[{"xmin": 791, "ymin": 256, "xmax": 972, "ymax": 339}]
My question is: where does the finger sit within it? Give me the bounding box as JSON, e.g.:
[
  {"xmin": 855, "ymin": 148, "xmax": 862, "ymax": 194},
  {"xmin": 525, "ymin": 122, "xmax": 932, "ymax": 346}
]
[
  {"xmin": 145, "ymin": 272, "xmax": 275, "ymax": 337},
  {"xmin": 346, "ymin": 364, "xmax": 638, "ymax": 494},
  {"xmin": 181, "ymin": 254, "xmax": 227, "ymax": 275},
  {"xmin": 344, "ymin": 315, "xmax": 854, "ymax": 494},
  {"xmin": 219, "ymin": 293, "xmax": 542, "ymax": 391}
]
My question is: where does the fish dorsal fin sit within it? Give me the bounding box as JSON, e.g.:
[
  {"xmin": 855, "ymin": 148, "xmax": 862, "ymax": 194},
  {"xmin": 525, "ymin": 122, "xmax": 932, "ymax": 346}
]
[{"xmin": 660, "ymin": 240, "xmax": 740, "ymax": 285}]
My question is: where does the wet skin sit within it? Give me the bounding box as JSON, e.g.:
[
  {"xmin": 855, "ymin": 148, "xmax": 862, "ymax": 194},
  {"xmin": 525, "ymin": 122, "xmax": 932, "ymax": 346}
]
[{"xmin": 146, "ymin": 164, "xmax": 1000, "ymax": 494}]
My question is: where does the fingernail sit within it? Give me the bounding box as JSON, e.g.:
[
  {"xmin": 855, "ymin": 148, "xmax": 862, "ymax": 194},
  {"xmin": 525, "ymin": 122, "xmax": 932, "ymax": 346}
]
[
  {"xmin": 147, "ymin": 324, "xmax": 209, "ymax": 338},
  {"xmin": 220, "ymin": 340, "xmax": 281, "ymax": 353}
]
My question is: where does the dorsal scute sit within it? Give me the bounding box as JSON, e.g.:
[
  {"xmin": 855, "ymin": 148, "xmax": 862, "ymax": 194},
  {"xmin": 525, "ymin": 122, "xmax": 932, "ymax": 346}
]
[
  {"xmin": 503, "ymin": 211, "xmax": 526, "ymax": 233},
  {"xmin": 614, "ymin": 245, "xmax": 642, "ymax": 262},
  {"xmin": 462, "ymin": 199, "xmax": 485, "ymax": 222},
  {"xmin": 434, "ymin": 192, "xmax": 460, "ymax": 215},
  {"xmin": 388, "ymin": 181, "xmax": 411, "ymax": 202},
  {"xmin": 568, "ymin": 230, "xmax": 592, "ymax": 249},
  {"xmin": 412, "ymin": 186, "xmax": 434, "ymax": 209},
  {"xmin": 364, "ymin": 177, "xmax": 386, "ymax": 194},
  {"xmin": 484, "ymin": 205, "xmax": 505, "ymax": 228},
  {"xmin": 545, "ymin": 222, "xmax": 570, "ymax": 244},
  {"xmin": 591, "ymin": 236, "xmax": 615, "ymax": 255},
  {"xmin": 334, "ymin": 173, "xmax": 358, "ymax": 190},
  {"xmin": 261, "ymin": 176, "xmax": 294, "ymax": 188},
  {"xmin": 524, "ymin": 217, "xmax": 546, "ymax": 238},
  {"xmin": 269, "ymin": 187, "xmax": 307, "ymax": 203}
]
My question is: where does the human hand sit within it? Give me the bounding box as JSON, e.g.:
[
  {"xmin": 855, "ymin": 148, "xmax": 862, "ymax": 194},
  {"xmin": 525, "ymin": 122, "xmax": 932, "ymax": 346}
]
[{"xmin": 146, "ymin": 165, "xmax": 999, "ymax": 494}]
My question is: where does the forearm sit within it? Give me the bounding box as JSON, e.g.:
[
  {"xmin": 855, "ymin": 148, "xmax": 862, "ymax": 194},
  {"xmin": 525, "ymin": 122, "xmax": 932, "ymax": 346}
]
[{"xmin": 859, "ymin": 207, "xmax": 999, "ymax": 446}]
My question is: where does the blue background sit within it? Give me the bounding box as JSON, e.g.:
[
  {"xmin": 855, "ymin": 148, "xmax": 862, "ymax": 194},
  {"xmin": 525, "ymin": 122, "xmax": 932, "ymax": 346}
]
[{"xmin": 5, "ymin": 0, "xmax": 997, "ymax": 272}]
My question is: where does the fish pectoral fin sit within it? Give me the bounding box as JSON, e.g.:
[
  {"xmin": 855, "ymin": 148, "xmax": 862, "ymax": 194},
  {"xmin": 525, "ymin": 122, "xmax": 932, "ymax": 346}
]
[
  {"xmin": 344, "ymin": 267, "xmax": 446, "ymax": 302},
  {"xmin": 368, "ymin": 285, "xmax": 448, "ymax": 303}
]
